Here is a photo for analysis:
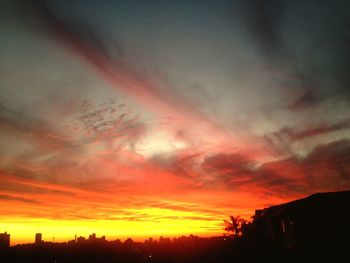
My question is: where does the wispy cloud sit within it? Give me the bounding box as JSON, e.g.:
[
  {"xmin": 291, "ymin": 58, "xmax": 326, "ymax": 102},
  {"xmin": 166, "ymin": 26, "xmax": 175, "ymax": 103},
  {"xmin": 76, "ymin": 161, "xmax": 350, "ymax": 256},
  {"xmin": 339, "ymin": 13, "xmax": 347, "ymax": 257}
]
[{"xmin": 0, "ymin": 0, "xmax": 350, "ymax": 243}]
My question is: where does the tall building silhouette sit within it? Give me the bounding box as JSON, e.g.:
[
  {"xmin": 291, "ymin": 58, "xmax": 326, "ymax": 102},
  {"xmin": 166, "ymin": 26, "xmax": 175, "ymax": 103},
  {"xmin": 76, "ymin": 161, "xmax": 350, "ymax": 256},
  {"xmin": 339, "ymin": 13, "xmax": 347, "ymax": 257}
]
[
  {"xmin": 35, "ymin": 233, "xmax": 42, "ymax": 244},
  {"xmin": 89, "ymin": 233, "xmax": 96, "ymax": 241},
  {"xmin": 0, "ymin": 232, "xmax": 10, "ymax": 249}
]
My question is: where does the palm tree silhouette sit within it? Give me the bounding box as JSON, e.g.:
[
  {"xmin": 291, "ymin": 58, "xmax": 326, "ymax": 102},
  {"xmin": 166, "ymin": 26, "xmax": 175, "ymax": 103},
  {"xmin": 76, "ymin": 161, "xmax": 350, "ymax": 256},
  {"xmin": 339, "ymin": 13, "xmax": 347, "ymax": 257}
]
[{"xmin": 224, "ymin": 215, "xmax": 246, "ymax": 238}]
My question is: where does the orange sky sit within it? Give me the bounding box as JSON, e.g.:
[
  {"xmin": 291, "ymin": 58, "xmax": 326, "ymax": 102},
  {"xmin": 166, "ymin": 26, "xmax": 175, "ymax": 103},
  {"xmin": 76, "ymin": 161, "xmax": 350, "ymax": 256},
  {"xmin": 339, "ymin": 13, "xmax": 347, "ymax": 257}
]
[{"xmin": 1, "ymin": 0, "xmax": 350, "ymax": 245}]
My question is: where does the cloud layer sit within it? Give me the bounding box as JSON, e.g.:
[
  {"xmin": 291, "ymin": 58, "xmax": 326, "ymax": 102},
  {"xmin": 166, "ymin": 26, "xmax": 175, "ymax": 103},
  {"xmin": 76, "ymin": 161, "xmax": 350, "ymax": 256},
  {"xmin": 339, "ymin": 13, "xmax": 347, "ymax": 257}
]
[{"xmin": 0, "ymin": 0, "xmax": 349, "ymax": 243}]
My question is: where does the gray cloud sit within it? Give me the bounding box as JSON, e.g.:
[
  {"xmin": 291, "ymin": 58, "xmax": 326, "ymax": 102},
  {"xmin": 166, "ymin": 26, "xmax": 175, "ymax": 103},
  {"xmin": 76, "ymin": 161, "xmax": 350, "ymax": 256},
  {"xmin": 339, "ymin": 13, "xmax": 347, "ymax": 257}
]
[
  {"xmin": 0, "ymin": 194, "xmax": 40, "ymax": 204},
  {"xmin": 198, "ymin": 139, "xmax": 350, "ymax": 197}
]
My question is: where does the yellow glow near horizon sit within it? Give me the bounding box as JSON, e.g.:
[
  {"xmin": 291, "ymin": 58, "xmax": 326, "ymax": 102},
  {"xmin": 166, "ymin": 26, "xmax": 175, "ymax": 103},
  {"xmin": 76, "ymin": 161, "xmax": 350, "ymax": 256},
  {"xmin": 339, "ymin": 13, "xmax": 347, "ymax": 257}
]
[{"xmin": 1, "ymin": 207, "xmax": 224, "ymax": 246}]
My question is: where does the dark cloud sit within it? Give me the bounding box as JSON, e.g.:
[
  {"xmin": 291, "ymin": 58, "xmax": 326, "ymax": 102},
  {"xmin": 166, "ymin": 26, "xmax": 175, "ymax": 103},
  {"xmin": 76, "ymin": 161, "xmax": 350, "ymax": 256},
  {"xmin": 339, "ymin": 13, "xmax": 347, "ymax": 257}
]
[
  {"xmin": 0, "ymin": 180, "xmax": 74, "ymax": 197},
  {"xmin": 23, "ymin": 0, "xmax": 157, "ymax": 96},
  {"xmin": 239, "ymin": 0, "xmax": 350, "ymax": 110},
  {"xmin": 199, "ymin": 139, "xmax": 350, "ymax": 198},
  {"xmin": 151, "ymin": 152, "xmax": 201, "ymax": 179},
  {"xmin": 201, "ymin": 153, "xmax": 253, "ymax": 176},
  {"xmin": 302, "ymin": 139, "xmax": 350, "ymax": 182},
  {"xmin": 289, "ymin": 89, "xmax": 321, "ymax": 110},
  {"xmin": 30, "ymin": 0, "xmax": 125, "ymax": 68},
  {"xmin": 199, "ymin": 153, "xmax": 259, "ymax": 190},
  {"xmin": 0, "ymin": 194, "xmax": 40, "ymax": 204},
  {"xmin": 273, "ymin": 119, "xmax": 350, "ymax": 143},
  {"xmin": 200, "ymin": 152, "xmax": 300, "ymax": 195},
  {"xmin": 259, "ymin": 139, "xmax": 350, "ymax": 195},
  {"xmin": 238, "ymin": 0, "xmax": 285, "ymax": 58},
  {"xmin": 253, "ymin": 158, "xmax": 309, "ymax": 197},
  {"xmin": 304, "ymin": 139, "xmax": 350, "ymax": 162}
]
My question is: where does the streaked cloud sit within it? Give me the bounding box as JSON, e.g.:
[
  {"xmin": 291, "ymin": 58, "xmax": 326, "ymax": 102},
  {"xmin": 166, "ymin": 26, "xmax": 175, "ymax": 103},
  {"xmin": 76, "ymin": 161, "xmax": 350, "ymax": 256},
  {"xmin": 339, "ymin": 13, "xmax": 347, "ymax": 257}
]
[{"xmin": 0, "ymin": 0, "xmax": 349, "ymax": 244}]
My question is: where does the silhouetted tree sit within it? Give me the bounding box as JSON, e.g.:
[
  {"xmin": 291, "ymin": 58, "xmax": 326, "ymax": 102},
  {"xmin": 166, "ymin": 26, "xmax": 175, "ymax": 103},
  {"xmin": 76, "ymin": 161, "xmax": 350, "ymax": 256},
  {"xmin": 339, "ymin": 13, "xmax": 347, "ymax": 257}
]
[
  {"xmin": 224, "ymin": 215, "xmax": 246, "ymax": 239},
  {"xmin": 124, "ymin": 238, "xmax": 134, "ymax": 248}
]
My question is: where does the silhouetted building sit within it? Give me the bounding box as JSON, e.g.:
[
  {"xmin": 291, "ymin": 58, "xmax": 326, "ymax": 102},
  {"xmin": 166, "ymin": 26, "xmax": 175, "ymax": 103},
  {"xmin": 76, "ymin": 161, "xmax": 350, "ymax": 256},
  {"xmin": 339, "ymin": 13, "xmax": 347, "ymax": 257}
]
[
  {"xmin": 76, "ymin": 236, "xmax": 86, "ymax": 243},
  {"xmin": 246, "ymin": 190, "xmax": 350, "ymax": 248},
  {"xmin": 73, "ymin": 234, "xmax": 106, "ymax": 244},
  {"xmin": 89, "ymin": 233, "xmax": 96, "ymax": 241},
  {"xmin": 0, "ymin": 232, "xmax": 10, "ymax": 249},
  {"xmin": 88, "ymin": 233, "xmax": 106, "ymax": 243},
  {"xmin": 35, "ymin": 233, "xmax": 42, "ymax": 244}
]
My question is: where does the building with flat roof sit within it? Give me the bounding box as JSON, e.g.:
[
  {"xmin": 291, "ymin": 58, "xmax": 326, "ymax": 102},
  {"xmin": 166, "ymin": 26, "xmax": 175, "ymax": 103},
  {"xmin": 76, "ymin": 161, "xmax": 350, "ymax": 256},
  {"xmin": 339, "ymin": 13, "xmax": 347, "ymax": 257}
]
[
  {"xmin": 0, "ymin": 232, "xmax": 10, "ymax": 249},
  {"xmin": 244, "ymin": 190, "xmax": 350, "ymax": 248},
  {"xmin": 35, "ymin": 233, "xmax": 42, "ymax": 244}
]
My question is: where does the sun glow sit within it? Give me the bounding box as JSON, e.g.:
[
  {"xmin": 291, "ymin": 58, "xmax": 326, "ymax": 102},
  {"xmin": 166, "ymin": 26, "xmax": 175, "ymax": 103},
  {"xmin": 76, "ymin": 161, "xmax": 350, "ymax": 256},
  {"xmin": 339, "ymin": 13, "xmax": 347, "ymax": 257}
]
[
  {"xmin": 136, "ymin": 130, "xmax": 188, "ymax": 157},
  {"xmin": 1, "ymin": 207, "xmax": 223, "ymax": 246}
]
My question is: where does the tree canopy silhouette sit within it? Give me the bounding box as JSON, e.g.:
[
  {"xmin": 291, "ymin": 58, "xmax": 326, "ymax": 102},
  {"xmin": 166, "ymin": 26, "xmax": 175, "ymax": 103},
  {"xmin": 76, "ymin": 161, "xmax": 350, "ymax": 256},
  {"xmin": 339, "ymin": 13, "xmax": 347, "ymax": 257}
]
[{"xmin": 224, "ymin": 215, "xmax": 246, "ymax": 238}]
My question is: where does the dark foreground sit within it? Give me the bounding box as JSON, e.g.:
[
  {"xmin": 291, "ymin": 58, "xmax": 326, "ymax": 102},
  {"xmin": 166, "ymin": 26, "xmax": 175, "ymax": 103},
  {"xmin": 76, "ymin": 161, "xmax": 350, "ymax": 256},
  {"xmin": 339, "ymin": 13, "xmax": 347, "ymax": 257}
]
[{"xmin": 1, "ymin": 238, "xmax": 348, "ymax": 263}]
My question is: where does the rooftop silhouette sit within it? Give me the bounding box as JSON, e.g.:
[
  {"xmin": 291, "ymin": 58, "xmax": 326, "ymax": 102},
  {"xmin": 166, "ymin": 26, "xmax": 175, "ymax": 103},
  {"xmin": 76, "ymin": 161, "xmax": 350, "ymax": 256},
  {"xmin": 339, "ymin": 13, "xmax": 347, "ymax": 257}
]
[{"xmin": 0, "ymin": 232, "xmax": 10, "ymax": 250}]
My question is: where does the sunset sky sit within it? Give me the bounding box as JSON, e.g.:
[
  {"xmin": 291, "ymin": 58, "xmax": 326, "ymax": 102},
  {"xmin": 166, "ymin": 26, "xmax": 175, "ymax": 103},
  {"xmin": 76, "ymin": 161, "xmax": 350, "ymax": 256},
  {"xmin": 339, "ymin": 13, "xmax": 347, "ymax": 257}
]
[{"xmin": 1, "ymin": 0, "xmax": 350, "ymax": 245}]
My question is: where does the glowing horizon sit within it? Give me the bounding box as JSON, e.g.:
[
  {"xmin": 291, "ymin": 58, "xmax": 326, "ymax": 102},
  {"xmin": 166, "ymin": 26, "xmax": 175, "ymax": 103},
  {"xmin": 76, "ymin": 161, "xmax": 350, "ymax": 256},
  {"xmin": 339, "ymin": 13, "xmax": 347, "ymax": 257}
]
[{"xmin": 1, "ymin": 214, "xmax": 223, "ymax": 246}]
